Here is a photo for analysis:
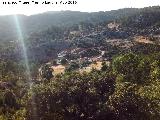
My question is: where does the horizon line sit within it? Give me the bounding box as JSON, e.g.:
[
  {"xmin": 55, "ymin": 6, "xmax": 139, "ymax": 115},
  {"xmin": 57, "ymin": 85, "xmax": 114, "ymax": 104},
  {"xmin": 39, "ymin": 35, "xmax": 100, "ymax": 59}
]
[{"xmin": 0, "ymin": 5, "xmax": 159, "ymax": 16}]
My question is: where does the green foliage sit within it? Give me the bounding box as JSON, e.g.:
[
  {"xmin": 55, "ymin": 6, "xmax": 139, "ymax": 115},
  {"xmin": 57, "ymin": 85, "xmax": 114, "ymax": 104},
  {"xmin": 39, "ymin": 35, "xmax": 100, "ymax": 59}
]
[
  {"xmin": 26, "ymin": 72, "xmax": 116, "ymax": 120},
  {"xmin": 151, "ymin": 60, "xmax": 160, "ymax": 80},
  {"xmin": 80, "ymin": 60, "xmax": 92, "ymax": 69},
  {"xmin": 109, "ymin": 82, "xmax": 154, "ymax": 119},
  {"xmin": 101, "ymin": 61, "xmax": 109, "ymax": 71},
  {"xmin": 26, "ymin": 52, "xmax": 160, "ymax": 119},
  {"xmin": 0, "ymin": 60, "xmax": 26, "ymax": 83},
  {"xmin": 11, "ymin": 108, "xmax": 26, "ymax": 120},
  {"xmin": 65, "ymin": 62, "xmax": 79, "ymax": 72},
  {"xmin": 3, "ymin": 90, "xmax": 17, "ymax": 108},
  {"xmin": 1, "ymin": 51, "xmax": 160, "ymax": 119},
  {"xmin": 112, "ymin": 53, "xmax": 141, "ymax": 83},
  {"xmin": 60, "ymin": 58, "xmax": 68, "ymax": 65},
  {"xmin": 0, "ymin": 115, "xmax": 7, "ymax": 120},
  {"xmin": 109, "ymin": 53, "xmax": 160, "ymax": 119},
  {"xmin": 39, "ymin": 64, "xmax": 54, "ymax": 80},
  {"xmin": 1, "ymin": 6, "xmax": 160, "ymax": 119},
  {"xmin": 112, "ymin": 53, "xmax": 159, "ymax": 84}
]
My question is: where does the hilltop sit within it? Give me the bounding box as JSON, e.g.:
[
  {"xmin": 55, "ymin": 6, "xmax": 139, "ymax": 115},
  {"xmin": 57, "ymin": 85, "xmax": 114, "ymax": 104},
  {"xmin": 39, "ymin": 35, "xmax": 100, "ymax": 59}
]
[{"xmin": 0, "ymin": 6, "xmax": 160, "ymax": 119}]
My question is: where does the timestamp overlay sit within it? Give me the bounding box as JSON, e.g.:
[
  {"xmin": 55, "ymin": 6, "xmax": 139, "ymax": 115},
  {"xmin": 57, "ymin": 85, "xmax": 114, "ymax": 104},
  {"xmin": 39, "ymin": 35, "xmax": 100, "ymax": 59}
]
[
  {"xmin": 0, "ymin": 0, "xmax": 81, "ymax": 15},
  {"xmin": 1, "ymin": 0, "xmax": 78, "ymax": 5}
]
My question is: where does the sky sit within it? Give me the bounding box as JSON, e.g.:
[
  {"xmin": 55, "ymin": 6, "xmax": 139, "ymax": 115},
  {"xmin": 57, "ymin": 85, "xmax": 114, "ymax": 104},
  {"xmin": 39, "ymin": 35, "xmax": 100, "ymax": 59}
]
[{"xmin": 0, "ymin": 0, "xmax": 159, "ymax": 15}]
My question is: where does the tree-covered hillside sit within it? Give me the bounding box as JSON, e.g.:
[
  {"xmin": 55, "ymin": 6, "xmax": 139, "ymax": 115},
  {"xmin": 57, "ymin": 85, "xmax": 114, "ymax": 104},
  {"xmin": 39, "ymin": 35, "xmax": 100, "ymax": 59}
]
[
  {"xmin": 1, "ymin": 52, "xmax": 160, "ymax": 120},
  {"xmin": 0, "ymin": 8, "xmax": 139, "ymax": 41},
  {"xmin": 0, "ymin": 6, "xmax": 160, "ymax": 120}
]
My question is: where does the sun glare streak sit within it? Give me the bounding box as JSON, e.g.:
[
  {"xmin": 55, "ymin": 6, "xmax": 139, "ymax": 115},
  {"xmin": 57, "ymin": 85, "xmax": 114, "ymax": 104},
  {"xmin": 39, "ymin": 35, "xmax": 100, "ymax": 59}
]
[
  {"xmin": 13, "ymin": 15, "xmax": 37, "ymax": 119},
  {"xmin": 13, "ymin": 15, "xmax": 32, "ymax": 87}
]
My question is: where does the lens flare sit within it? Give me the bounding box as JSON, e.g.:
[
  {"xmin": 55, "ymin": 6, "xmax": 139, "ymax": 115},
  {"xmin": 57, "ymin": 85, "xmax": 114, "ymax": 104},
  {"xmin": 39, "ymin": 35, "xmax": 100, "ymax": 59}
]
[
  {"xmin": 13, "ymin": 15, "xmax": 37, "ymax": 119},
  {"xmin": 13, "ymin": 15, "xmax": 32, "ymax": 87}
]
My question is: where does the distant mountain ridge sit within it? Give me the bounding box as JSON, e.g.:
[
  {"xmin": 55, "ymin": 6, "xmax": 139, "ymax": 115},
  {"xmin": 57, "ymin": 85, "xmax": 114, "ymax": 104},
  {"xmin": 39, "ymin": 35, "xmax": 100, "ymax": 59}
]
[
  {"xmin": 1, "ymin": 6, "xmax": 160, "ymax": 43},
  {"xmin": 0, "ymin": 8, "xmax": 141, "ymax": 42},
  {"xmin": 1, "ymin": 6, "xmax": 160, "ymax": 63}
]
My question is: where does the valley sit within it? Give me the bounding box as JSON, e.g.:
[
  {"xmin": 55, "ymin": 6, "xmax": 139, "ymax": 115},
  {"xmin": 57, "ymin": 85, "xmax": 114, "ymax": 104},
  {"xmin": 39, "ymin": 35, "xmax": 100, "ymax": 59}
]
[{"xmin": 0, "ymin": 6, "xmax": 160, "ymax": 120}]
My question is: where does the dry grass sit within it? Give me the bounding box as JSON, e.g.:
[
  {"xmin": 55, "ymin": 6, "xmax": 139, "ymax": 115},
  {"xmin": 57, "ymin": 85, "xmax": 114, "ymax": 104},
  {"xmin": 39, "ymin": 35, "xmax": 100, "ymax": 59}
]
[
  {"xmin": 134, "ymin": 36, "xmax": 154, "ymax": 44},
  {"xmin": 79, "ymin": 62, "xmax": 102, "ymax": 73},
  {"xmin": 90, "ymin": 61, "xmax": 102, "ymax": 70},
  {"xmin": 51, "ymin": 65, "xmax": 65, "ymax": 75},
  {"xmin": 79, "ymin": 61, "xmax": 110, "ymax": 73},
  {"xmin": 52, "ymin": 61, "xmax": 110, "ymax": 75}
]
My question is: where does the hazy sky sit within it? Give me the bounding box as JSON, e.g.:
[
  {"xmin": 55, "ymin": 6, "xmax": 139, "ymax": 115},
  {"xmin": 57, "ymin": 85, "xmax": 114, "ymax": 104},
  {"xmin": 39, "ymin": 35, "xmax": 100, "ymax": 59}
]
[{"xmin": 0, "ymin": 0, "xmax": 159, "ymax": 15}]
